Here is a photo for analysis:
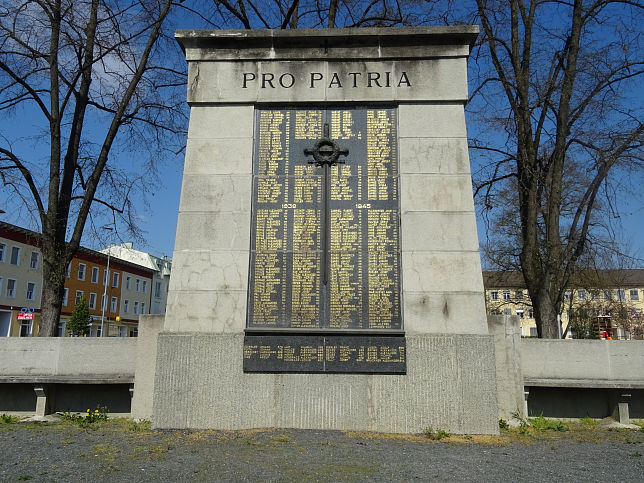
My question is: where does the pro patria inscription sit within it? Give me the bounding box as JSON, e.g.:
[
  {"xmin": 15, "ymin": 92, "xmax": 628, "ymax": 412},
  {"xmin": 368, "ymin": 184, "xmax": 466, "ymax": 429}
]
[{"xmin": 245, "ymin": 107, "xmax": 404, "ymax": 373}]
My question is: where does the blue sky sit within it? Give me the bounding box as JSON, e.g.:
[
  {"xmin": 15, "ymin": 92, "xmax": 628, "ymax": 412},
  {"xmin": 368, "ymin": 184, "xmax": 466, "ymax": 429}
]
[{"xmin": 1, "ymin": 2, "xmax": 642, "ymax": 264}]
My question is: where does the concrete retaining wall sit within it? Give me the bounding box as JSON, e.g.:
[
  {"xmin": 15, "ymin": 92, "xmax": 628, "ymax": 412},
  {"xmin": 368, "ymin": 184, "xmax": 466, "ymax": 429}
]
[
  {"xmin": 521, "ymin": 339, "xmax": 644, "ymax": 386},
  {"xmin": 0, "ymin": 337, "xmax": 137, "ymax": 381},
  {"xmin": 489, "ymin": 314, "xmax": 644, "ymax": 421}
]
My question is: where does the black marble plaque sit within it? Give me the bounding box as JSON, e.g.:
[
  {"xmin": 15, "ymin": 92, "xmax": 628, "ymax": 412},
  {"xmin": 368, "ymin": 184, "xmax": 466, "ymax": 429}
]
[
  {"xmin": 247, "ymin": 107, "xmax": 402, "ymax": 331},
  {"xmin": 243, "ymin": 335, "xmax": 406, "ymax": 374}
]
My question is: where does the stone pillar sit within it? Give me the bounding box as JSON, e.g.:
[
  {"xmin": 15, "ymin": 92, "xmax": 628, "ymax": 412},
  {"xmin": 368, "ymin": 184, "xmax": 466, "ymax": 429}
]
[
  {"xmin": 488, "ymin": 315, "xmax": 526, "ymax": 422},
  {"xmin": 151, "ymin": 27, "xmax": 499, "ymax": 434},
  {"xmin": 33, "ymin": 384, "xmax": 53, "ymax": 418}
]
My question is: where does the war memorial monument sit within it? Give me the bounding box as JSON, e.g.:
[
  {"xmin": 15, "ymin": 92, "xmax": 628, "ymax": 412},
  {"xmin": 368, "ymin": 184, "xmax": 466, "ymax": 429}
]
[{"xmin": 150, "ymin": 26, "xmax": 499, "ymax": 434}]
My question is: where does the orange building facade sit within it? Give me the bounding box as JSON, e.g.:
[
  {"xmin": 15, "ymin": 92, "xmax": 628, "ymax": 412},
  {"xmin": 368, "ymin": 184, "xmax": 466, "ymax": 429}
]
[{"xmin": 0, "ymin": 222, "xmax": 154, "ymax": 337}]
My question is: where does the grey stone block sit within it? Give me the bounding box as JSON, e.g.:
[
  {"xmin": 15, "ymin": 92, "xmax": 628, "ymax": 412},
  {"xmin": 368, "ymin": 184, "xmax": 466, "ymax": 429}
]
[
  {"xmin": 164, "ymin": 290, "xmax": 247, "ymax": 333},
  {"xmin": 398, "ymin": 104, "xmax": 467, "ymax": 138},
  {"xmin": 152, "ymin": 333, "xmax": 499, "ymax": 435},
  {"xmin": 184, "ymin": 138, "xmax": 253, "ymax": 175},
  {"xmin": 187, "ymin": 105, "xmax": 254, "ymax": 139},
  {"xmin": 401, "ymin": 251, "xmax": 485, "ymax": 293},
  {"xmin": 400, "ymin": 174, "xmax": 476, "ymax": 212},
  {"xmin": 401, "ymin": 211, "xmax": 479, "ymax": 252},
  {"xmin": 178, "ymin": 174, "xmax": 251, "ymax": 213},
  {"xmin": 174, "ymin": 212, "xmax": 251, "ymax": 251}
]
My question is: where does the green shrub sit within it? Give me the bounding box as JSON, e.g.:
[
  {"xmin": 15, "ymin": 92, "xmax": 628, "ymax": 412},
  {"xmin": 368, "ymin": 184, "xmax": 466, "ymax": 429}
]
[
  {"xmin": 498, "ymin": 418, "xmax": 509, "ymax": 430},
  {"xmin": 1, "ymin": 414, "xmax": 19, "ymax": 424},
  {"xmin": 529, "ymin": 415, "xmax": 568, "ymax": 432},
  {"xmin": 423, "ymin": 426, "xmax": 450, "ymax": 440},
  {"xmin": 61, "ymin": 406, "xmax": 108, "ymax": 427}
]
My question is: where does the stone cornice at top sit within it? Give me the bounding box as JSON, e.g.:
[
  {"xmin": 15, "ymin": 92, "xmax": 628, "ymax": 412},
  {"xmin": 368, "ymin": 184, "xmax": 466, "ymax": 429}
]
[{"xmin": 175, "ymin": 26, "xmax": 480, "ymax": 61}]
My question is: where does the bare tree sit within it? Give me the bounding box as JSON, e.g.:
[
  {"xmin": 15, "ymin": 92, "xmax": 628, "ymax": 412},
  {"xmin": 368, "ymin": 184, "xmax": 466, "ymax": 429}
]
[
  {"xmin": 205, "ymin": 0, "xmax": 411, "ymax": 29},
  {"xmin": 0, "ymin": 0, "xmax": 186, "ymax": 336},
  {"xmin": 469, "ymin": 0, "xmax": 644, "ymax": 337}
]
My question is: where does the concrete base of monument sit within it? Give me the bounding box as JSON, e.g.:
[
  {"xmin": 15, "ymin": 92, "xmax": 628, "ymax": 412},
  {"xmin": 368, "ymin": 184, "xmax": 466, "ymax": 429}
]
[{"xmin": 150, "ymin": 332, "xmax": 499, "ymax": 435}]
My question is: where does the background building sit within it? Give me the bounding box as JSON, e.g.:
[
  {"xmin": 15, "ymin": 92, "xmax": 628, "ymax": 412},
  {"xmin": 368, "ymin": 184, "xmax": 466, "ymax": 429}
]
[
  {"xmin": 0, "ymin": 222, "xmax": 155, "ymax": 337},
  {"xmin": 99, "ymin": 242, "xmax": 171, "ymax": 316},
  {"xmin": 483, "ymin": 270, "xmax": 644, "ymax": 339}
]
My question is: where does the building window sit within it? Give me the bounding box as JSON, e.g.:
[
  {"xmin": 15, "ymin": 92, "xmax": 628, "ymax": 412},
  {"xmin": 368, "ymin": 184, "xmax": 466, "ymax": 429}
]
[
  {"xmin": 134, "ymin": 301, "xmax": 139, "ymax": 315},
  {"xmin": 577, "ymin": 289, "xmax": 586, "ymax": 300},
  {"xmin": 63, "ymin": 288, "xmax": 69, "ymax": 306},
  {"xmin": 20, "ymin": 320, "xmax": 32, "ymax": 337},
  {"xmin": 56, "ymin": 321, "xmax": 66, "ymax": 337},
  {"xmin": 78, "ymin": 263, "xmax": 86, "ymax": 280},
  {"xmin": 91, "ymin": 267, "xmax": 99, "ymax": 283},
  {"xmin": 529, "ymin": 327, "xmax": 538, "ymax": 337},
  {"xmin": 516, "ymin": 309, "xmax": 524, "ymax": 319},
  {"xmin": 126, "ymin": 276, "xmax": 131, "ymax": 290},
  {"xmin": 528, "ymin": 309, "xmax": 534, "ymax": 318},
  {"xmin": 110, "ymin": 296, "xmax": 118, "ymax": 312},
  {"xmin": 112, "ymin": 272, "xmax": 119, "ymax": 288},
  {"xmin": 503, "ymin": 290, "xmax": 511, "ymax": 301},
  {"xmin": 141, "ymin": 302, "xmax": 146, "ymax": 315},
  {"xmin": 591, "ymin": 290, "xmax": 600, "ymax": 300},
  {"xmin": 490, "ymin": 291, "xmax": 499, "ymax": 301},
  {"xmin": 101, "ymin": 294, "xmax": 107, "ymax": 310},
  {"xmin": 0, "ymin": 242, "xmax": 5, "ymax": 262},
  {"xmin": 75, "ymin": 290, "xmax": 84, "ymax": 304},
  {"xmin": 617, "ymin": 289, "xmax": 625, "ymax": 301},
  {"xmin": 142, "ymin": 280, "xmax": 148, "ymax": 294},
  {"xmin": 123, "ymin": 299, "xmax": 130, "ymax": 313},
  {"xmin": 30, "ymin": 252, "xmax": 39, "ymax": 269},
  {"xmin": 66, "ymin": 263, "xmax": 71, "ymax": 277},
  {"xmin": 155, "ymin": 281, "xmax": 161, "ymax": 298},
  {"xmin": 630, "ymin": 289, "xmax": 639, "ymax": 301},
  {"xmin": 604, "ymin": 289, "xmax": 613, "ymax": 300},
  {"xmin": 10, "ymin": 246, "xmax": 20, "ymax": 265},
  {"xmin": 25, "ymin": 282, "xmax": 36, "ymax": 301},
  {"xmin": 129, "ymin": 327, "xmax": 138, "ymax": 338},
  {"xmin": 564, "ymin": 290, "xmax": 571, "ymax": 301},
  {"xmin": 503, "ymin": 308, "xmax": 512, "ymax": 315},
  {"xmin": 103, "ymin": 269, "xmax": 109, "ymax": 286},
  {"xmin": 135, "ymin": 279, "xmax": 140, "ymax": 292},
  {"xmin": 89, "ymin": 293, "xmax": 97, "ymax": 309},
  {"xmin": 6, "ymin": 279, "xmax": 16, "ymax": 298},
  {"xmin": 118, "ymin": 326, "xmax": 127, "ymax": 337},
  {"xmin": 515, "ymin": 290, "xmax": 523, "ymax": 300}
]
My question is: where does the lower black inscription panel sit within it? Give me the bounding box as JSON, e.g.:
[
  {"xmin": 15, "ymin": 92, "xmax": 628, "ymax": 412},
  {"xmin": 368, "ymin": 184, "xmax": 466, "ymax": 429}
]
[{"xmin": 243, "ymin": 335, "xmax": 406, "ymax": 374}]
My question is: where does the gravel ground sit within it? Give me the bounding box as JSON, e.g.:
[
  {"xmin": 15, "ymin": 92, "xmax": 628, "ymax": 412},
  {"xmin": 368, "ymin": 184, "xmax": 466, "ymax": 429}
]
[{"xmin": 1, "ymin": 419, "xmax": 643, "ymax": 482}]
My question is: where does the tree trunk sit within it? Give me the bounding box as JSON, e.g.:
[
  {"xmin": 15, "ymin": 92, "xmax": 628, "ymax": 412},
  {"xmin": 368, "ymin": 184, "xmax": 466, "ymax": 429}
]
[
  {"xmin": 533, "ymin": 290, "xmax": 560, "ymax": 338},
  {"xmin": 38, "ymin": 240, "xmax": 70, "ymax": 336}
]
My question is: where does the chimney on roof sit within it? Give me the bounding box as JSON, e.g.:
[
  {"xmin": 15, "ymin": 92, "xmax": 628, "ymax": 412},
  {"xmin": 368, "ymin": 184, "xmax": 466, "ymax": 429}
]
[{"xmin": 122, "ymin": 241, "xmax": 133, "ymax": 249}]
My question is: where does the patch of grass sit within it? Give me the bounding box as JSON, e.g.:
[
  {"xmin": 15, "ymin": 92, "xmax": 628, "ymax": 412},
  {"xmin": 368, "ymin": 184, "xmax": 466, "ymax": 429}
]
[
  {"xmin": 126, "ymin": 419, "xmax": 151, "ymax": 432},
  {"xmin": 17, "ymin": 475, "xmax": 32, "ymax": 481},
  {"xmin": 579, "ymin": 416, "xmax": 599, "ymax": 428},
  {"xmin": 529, "ymin": 415, "xmax": 569, "ymax": 432},
  {"xmin": 1, "ymin": 414, "xmax": 19, "ymax": 424},
  {"xmin": 270, "ymin": 433, "xmax": 291, "ymax": 443},
  {"xmin": 629, "ymin": 451, "xmax": 641, "ymax": 458},
  {"xmin": 92, "ymin": 443, "xmax": 121, "ymax": 462},
  {"xmin": 423, "ymin": 426, "xmax": 451, "ymax": 441},
  {"xmin": 147, "ymin": 445, "xmax": 168, "ymax": 461}
]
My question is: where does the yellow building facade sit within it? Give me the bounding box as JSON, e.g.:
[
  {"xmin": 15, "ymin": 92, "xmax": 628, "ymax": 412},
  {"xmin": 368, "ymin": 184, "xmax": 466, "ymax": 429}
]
[{"xmin": 483, "ymin": 270, "xmax": 644, "ymax": 339}]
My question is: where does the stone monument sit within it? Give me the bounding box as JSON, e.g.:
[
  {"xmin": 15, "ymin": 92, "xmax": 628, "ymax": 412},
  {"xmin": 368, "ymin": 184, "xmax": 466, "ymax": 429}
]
[{"xmin": 150, "ymin": 26, "xmax": 499, "ymax": 434}]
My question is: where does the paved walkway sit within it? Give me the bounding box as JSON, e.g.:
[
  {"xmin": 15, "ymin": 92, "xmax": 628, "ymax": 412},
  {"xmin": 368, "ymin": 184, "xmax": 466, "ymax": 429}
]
[{"xmin": 1, "ymin": 420, "xmax": 643, "ymax": 481}]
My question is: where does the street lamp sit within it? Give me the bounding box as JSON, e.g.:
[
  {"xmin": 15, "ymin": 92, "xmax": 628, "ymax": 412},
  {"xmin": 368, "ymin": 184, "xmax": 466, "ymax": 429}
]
[{"xmin": 100, "ymin": 225, "xmax": 114, "ymax": 337}]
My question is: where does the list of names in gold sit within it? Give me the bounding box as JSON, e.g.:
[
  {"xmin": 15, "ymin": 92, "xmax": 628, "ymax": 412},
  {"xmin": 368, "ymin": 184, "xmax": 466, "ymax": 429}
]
[{"xmin": 249, "ymin": 107, "xmax": 401, "ymax": 330}]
